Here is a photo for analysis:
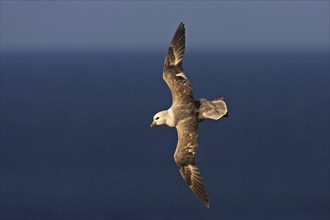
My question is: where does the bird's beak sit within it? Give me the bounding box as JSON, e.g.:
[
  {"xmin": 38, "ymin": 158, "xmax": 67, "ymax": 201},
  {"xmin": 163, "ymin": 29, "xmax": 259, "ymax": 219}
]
[{"xmin": 150, "ymin": 121, "xmax": 156, "ymax": 128}]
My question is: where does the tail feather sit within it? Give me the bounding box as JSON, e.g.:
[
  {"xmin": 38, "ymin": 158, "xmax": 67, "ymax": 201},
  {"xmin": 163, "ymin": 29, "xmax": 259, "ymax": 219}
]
[{"xmin": 198, "ymin": 97, "xmax": 228, "ymax": 121}]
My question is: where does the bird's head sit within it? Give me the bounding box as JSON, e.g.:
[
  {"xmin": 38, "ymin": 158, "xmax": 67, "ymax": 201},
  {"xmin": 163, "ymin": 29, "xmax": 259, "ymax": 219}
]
[{"xmin": 150, "ymin": 111, "xmax": 168, "ymax": 128}]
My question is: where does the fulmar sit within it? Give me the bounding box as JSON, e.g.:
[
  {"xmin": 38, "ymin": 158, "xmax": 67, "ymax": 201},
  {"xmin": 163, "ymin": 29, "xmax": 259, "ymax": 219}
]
[{"xmin": 150, "ymin": 22, "xmax": 228, "ymax": 208}]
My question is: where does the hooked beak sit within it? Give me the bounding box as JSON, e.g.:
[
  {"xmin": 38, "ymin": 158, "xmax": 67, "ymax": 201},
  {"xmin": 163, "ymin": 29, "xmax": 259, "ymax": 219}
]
[{"xmin": 150, "ymin": 121, "xmax": 156, "ymax": 128}]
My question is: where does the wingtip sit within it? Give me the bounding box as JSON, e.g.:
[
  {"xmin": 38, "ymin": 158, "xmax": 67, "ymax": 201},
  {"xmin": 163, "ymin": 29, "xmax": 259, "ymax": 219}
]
[
  {"xmin": 203, "ymin": 197, "xmax": 209, "ymax": 208},
  {"xmin": 202, "ymin": 201, "xmax": 210, "ymax": 209}
]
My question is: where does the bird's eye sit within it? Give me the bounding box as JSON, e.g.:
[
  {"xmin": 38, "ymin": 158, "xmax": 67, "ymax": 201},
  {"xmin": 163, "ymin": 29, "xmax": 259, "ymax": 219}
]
[{"xmin": 155, "ymin": 117, "xmax": 159, "ymax": 120}]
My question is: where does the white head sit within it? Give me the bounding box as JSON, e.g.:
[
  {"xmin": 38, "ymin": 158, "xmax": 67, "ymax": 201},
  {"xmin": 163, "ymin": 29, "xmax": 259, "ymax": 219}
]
[{"xmin": 150, "ymin": 110, "xmax": 175, "ymax": 128}]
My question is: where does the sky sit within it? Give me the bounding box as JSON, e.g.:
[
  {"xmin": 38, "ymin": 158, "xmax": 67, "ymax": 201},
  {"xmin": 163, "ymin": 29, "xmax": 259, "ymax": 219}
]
[
  {"xmin": 1, "ymin": 1, "xmax": 329, "ymax": 219},
  {"xmin": 1, "ymin": 1, "xmax": 329, "ymax": 51}
]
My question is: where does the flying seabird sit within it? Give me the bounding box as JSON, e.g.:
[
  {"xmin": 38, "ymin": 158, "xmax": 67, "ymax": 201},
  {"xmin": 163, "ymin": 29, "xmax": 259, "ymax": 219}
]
[{"xmin": 150, "ymin": 22, "xmax": 228, "ymax": 208}]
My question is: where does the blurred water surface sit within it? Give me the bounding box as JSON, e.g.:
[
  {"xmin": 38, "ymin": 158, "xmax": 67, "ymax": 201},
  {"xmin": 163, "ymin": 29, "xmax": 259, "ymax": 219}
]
[{"xmin": 1, "ymin": 49, "xmax": 329, "ymax": 220}]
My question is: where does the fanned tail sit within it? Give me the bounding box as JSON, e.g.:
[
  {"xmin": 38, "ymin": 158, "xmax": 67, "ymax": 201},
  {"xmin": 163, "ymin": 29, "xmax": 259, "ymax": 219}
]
[{"xmin": 198, "ymin": 96, "xmax": 228, "ymax": 121}]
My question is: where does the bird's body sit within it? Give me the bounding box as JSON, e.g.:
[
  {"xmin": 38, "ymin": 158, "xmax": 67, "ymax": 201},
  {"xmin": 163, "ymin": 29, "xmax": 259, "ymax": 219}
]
[{"xmin": 150, "ymin": 22, "xmax": 228, "ymax": 208}]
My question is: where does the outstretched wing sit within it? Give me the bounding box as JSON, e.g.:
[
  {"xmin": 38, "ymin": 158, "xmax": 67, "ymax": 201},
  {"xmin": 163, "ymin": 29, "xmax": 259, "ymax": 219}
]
[
  {"xmin": 174, "ymin": 117, "xmax": 209, "ymax": 208},
  {"xmin": 163, "ymin": 22, "xmax": 195, "ymax": 105}
]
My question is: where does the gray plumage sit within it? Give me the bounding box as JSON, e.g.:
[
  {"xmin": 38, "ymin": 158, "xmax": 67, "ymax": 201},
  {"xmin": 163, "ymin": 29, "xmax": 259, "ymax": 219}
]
[
  {"xmin": 151, "ymin": 22, "xmax": 228, "ymax": 208},
  {"xmin": 198, "ymin": 97, "xmax": 228, "ymax": 121}
]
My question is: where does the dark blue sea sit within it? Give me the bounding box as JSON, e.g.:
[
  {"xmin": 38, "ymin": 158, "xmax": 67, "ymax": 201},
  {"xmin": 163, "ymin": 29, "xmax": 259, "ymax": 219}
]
[{"xmin": 1, "ymin": 49, "xmax": 329, "ymax": 220}]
